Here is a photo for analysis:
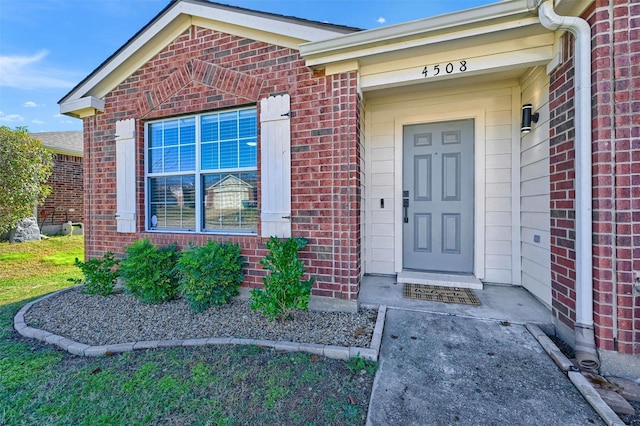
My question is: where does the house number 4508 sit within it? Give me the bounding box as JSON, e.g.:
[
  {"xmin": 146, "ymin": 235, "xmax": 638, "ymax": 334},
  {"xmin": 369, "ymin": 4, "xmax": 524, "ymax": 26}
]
[{"xmin": 421, "ymin": 60, "xmax": 468, "ymax": 78}]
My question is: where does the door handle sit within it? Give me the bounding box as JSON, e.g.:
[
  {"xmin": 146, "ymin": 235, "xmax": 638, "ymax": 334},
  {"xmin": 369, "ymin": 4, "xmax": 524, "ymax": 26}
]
[{"xmin": 403, "ymin": 192, "xmax": 409, "ymax": 223}]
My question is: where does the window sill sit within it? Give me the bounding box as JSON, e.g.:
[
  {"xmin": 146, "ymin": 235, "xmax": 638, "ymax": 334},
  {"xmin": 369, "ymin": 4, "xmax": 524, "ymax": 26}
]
[{"xmin": 145, "ymin": 228, "xmax": 258, "ymax": 237}]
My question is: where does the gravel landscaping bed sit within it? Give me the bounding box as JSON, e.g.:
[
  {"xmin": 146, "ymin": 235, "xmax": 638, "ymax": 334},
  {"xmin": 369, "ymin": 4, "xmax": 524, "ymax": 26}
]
[{"xmin": 24, "ymin": 288, "xmax": 377, "ymax": 348}]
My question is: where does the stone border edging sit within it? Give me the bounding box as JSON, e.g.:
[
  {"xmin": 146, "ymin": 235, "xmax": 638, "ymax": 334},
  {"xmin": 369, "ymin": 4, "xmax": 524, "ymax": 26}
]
[
  {"xmin": 13, "ymin": 287, "xmax": 387, "ymax": 362},
  {"xmin": 526, "ymin": 323, "xmax": 625, "ymax": 426}
]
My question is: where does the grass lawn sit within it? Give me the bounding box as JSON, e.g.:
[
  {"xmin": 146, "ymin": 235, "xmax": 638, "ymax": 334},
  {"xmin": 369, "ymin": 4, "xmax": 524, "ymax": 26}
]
[
  {"xmin": 0, "ymin": 235, "xmax": 83, "ymax": 306},
  {"xmin": 0, "ymin": 236, "xmax": 375, "ymax": 425}
]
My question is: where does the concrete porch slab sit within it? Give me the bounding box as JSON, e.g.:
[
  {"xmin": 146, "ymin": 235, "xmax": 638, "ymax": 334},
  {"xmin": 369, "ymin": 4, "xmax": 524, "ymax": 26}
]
[
  {"xmin": 360, "ymin": 274, "xmax": 553, "ymax": 326},
  {"xmin": 397, "ymin": 270, "xmax": 483, "ymax": 289}
]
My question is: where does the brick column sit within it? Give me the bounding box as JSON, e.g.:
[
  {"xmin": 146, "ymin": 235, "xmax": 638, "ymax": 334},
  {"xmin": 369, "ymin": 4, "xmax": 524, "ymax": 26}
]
[{"xmin": 553, "ymin": 1, "xmax": 640, "ymax": 354}]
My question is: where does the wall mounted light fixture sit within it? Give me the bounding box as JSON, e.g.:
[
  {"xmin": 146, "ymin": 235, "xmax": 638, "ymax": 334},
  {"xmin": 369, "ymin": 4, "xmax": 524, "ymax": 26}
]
[{"xmin": 521, "ymin": 103, "xmax": 539, "ymax": 134}]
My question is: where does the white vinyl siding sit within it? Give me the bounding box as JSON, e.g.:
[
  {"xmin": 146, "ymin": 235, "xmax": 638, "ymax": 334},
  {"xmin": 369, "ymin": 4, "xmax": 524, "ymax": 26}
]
[
  {"xmin": 520, "ymin": 66, "xmax": 551, "ymax": 307},
  {"xmin": 364, "ymin": 80, "xmax": 517, "ymax": 282}
]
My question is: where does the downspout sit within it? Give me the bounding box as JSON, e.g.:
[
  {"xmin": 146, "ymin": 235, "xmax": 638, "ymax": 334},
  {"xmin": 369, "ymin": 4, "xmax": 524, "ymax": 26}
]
[{"xmin": 535, "ymin": 0, "xmax": 601, "ymax": 371}]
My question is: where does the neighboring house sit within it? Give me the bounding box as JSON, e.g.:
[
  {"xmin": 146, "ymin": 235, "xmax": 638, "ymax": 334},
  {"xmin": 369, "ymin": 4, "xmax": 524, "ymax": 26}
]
[
  {"xmin": 59, "ymin": 0, "xmax": 639, "ymax": 375},
  {"xmin": 30, "ymin": 131, "xmax": 84, "ymax": 234}
]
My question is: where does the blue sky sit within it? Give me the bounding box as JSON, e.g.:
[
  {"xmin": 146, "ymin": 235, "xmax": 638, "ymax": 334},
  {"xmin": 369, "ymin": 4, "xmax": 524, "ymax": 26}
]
[{"xmin": 0, "ymin": 0, "xmax": 494, "ymax": 133}]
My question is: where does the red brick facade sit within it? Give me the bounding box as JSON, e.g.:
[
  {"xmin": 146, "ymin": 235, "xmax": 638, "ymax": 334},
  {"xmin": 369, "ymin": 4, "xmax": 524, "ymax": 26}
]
[
  {"xmin": 550, "ymin": 1, "xmax": 640, "ymax": 354},
  {"xmin": 83, "ymin": 26, "xmax": 362, "ymax": 300},
  {"xmin": 40, "ymin": 153, "xmax": 84, "ymax": 226}
]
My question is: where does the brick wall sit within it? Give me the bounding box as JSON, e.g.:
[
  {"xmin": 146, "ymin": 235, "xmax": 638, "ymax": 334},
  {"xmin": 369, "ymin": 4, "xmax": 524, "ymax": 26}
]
[
  {"xmin": 40, "ymin": 153, "xmax": 84, "ymax": 226},
  {"xmin": 550, "ymin": 1, "xmax": 640, "ymax": 354},
  {"xmin": 549, "ymin": 28, "xmax": 578, "ymax": 333},
  {"xmin": 591, "ymin": 0, "xmax": 640, "ymax": 354},
  {"xmin": 82, "ymin": 26, "xmax": 362, "ymax": 301}
]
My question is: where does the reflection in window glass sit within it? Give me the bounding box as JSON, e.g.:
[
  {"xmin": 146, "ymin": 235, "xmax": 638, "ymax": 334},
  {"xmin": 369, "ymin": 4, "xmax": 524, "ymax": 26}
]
[
  {"xmin": 147, "ymin": 107, "xmax": 257, "ymax": 233},
  {"xmin": 148, "ymin": 176, "xmax": 196, "ymax": 230},
  {"xmin": 203, "ymin": 172, "xmax": 257, "ymax": 231},
  {"xmin": 240, "ymin": 138, "xmax": 257, "ymax": 168}
]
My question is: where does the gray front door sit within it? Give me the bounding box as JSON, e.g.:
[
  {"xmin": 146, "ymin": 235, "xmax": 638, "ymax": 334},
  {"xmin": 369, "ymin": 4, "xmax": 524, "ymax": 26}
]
[{"xmin": 403, "ymin": 119, "xmax": 474, "ymax": 273}]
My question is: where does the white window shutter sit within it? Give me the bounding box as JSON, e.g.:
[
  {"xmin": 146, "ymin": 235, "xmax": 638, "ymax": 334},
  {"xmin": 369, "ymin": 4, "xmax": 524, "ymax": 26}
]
[
  {"xmin": 260, "ymin": 94, "xmax": 291, "ymax": 238},
  {"xmin": 115, "ymin": 118, "xmax": 137, "ymax": 233}
]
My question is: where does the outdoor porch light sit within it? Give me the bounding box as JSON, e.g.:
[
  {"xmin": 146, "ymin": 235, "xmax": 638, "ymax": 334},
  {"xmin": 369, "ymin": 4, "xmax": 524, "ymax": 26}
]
[{"xmin": 521, "ymin": 104, "xmax": 539, "ymax": 134}]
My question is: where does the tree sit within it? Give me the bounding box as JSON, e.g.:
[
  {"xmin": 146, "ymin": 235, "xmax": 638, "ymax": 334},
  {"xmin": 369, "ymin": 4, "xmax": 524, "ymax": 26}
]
[{"xmin": 0, "ymin": 126, "xmax": 53, "ymax": 233}]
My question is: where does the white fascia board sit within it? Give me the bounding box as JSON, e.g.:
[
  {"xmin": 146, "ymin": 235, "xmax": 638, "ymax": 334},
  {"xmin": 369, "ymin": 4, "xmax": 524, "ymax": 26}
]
[
  {"xmin": 45, "ymin": 146, "xmax": 84, "ymax": 157},
  {"xmin": 304, "ymin": 17, "xmax": 542, "ymax": 67},
  {"xmin": 300, "ymin": 0, "xmax": 534, "ymax": 62},
  {"xmin": 359, "ymin": 45, "xmax": 553, "ymax": 91},
  {"xmin": 181, "ymin": 1, "xmax": 352, "ymax": 46},
  {"xmin": 59, "ymin": 96, "xmax": 105, "ymax": 118},
  {"xmin": 61, "ymin": 5, "xmax": 190, "ymax": 104},
  {"xmin": 61, "ymin": 0, "xmax": 354, "ymax": 106}
]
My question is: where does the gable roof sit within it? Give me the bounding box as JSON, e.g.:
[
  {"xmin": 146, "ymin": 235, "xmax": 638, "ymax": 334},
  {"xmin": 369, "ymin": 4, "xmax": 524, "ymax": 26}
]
[
  {"xmin": 59, "ymin": 0, "xmax": 360, "ymax": 118},
  {"xmin": 31, "ymin": 131, "xmax": 83, "ymax": 157},
  {"xmin": 206, "ymin": 174, "xmax": 254, "ymax": 190}
]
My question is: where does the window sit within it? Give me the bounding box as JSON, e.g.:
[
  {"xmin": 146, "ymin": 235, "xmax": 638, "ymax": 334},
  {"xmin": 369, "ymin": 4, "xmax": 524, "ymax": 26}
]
[{"xmin": 146, "ymin": 107, "xmax": 258, "ymax": 233}]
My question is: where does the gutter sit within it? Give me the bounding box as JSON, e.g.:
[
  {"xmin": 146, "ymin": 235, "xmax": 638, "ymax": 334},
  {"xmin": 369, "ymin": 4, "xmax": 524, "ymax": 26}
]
[
  {"xmin": 300, "ymin": 0, "xmax": 532, "ymax": 59},
  {"xmin": 42, "ymin": 147, "xmax": 84, "ymax": 158},
  {"xmin": 533, "ymin": 0, "xmax": 600, "ymax": 371}
]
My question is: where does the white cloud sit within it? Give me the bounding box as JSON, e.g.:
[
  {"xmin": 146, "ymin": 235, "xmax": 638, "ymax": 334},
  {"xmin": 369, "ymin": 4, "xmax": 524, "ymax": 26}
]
[
  {"xmin": 23, "ymin": 101, "xmax": 42, "ymax": 108},
  {"xmin": 31, "ymin": 119, "xmax": 45, "ymax": 124},
  {"xmin": 377, "ymin": 17, "xmax": 386, "ymax": 24},
  {"xmin": 0, "ymin": 51, "xmax": 76, "ymax": 89},
  {"xmin": 0, "ymin": 111, "xmax": 25, "ymax": 123}
]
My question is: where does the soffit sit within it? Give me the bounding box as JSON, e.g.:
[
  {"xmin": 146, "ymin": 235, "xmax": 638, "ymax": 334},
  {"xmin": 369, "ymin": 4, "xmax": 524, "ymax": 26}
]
[
  {"xmin": 363, "ymin": 70, "xmax": 525, "ymax": 102},
  {"xmin": 300, "ymin": 1, "xmax": 557, "ymax": 92}
]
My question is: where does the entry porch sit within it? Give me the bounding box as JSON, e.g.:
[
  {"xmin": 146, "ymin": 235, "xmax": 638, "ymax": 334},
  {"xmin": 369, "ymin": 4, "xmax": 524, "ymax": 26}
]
[{"xmin": 359, "ymin": 275, "xmax": 553, "ymax": 326}]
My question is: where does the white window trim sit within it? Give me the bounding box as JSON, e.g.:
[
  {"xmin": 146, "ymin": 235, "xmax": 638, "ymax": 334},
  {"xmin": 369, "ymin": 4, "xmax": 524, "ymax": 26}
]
[{"xmin": 144, "ymin": 107, "xmax": 258, "ymax": 235}]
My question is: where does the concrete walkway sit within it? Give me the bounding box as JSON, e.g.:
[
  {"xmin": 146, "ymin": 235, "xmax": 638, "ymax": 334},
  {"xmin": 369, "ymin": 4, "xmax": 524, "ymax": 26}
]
[
  {"xmin": 367, "ymin": 309, "xmax": 605, "ymax": 425},
  {"xmin": 360, "ymin": 276, "xmax": 612, "ymax": 425}
]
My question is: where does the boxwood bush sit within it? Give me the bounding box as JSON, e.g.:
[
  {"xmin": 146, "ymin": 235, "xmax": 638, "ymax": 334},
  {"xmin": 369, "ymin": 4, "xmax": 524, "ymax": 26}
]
[
  {"xmin": 250, "ymin": 236, "xmax": 314, "ymax": 321},
  {"xmin": 71, "ymin": 252, "xmax": 120, "ymax": 296},
  {"xmin": 120, "ymin": 238, "xmax": 180, "ymax": 304},
  {"xmin": 176, "ymin": 241, "xmax": 244, "ymax": 313}
]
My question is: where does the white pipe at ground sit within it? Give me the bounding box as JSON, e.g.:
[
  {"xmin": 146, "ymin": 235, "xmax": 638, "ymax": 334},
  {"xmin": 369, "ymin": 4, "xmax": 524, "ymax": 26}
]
[{"xmin": 535, "ymin": 0, "xmax": 600, "ymax": 371}]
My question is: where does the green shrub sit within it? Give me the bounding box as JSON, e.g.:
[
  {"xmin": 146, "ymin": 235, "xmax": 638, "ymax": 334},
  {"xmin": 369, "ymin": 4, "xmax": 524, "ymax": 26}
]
[
  {"xmin": 250, "ymin": 236, "xmax": 314, "ymax": 321},
  {"xmin": 120, "ymin": 239, "xmax": 180, "ymax": 304},
  {"xmin": 70, "ymin": 252, "xmax": 119, "ymax": 296},
  {"xmin": 176, "ymin": 241, "xmax": 244, "ymax": 313}
]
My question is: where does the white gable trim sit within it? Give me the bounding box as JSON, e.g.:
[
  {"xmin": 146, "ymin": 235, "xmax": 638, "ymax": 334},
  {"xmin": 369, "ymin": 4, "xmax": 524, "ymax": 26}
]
[
  {"xmin": 59, "ymin": 96, "xmax": 105, "ymax": 119},
  {"xmin": 60, "ymin": 0, "xmax": 354, "ymax": 114},
  {"xmin": 300, "ymin": 0, "xmax": 534, "ymax": 64},
  {"xmin": 187, "ymin": 1, "xmax": 352, "ymax": 46}
]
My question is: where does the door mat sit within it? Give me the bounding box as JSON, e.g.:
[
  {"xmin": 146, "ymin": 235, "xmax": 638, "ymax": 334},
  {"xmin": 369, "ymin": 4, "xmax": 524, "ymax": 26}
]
[{"xmin": 403, "ymin": 283, "xmax": 481, "ymax": 306}]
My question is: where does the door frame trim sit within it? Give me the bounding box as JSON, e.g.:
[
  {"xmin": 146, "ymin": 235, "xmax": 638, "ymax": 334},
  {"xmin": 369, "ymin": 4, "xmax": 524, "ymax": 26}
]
[{"xmin": 394, "ymin": 109, "xmax": 486, "ymax": 280}]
